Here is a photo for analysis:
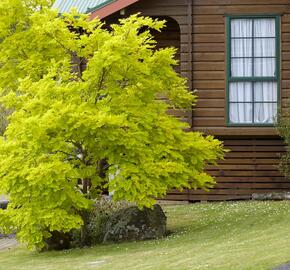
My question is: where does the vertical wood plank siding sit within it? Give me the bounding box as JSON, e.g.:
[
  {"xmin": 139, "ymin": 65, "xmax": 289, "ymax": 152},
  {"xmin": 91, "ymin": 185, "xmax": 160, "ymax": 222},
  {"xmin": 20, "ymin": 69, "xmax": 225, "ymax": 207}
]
[{"xmin": 107, "ymin": 0, "xmax": 290, "ymax": 201}]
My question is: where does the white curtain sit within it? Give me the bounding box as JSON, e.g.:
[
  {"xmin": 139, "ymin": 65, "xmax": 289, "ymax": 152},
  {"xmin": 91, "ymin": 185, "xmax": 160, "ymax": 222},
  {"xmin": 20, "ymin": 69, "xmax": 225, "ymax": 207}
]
[
  {"xmin": 231, "ymin": 19, "xmax": 252, "ymax": 77},
  {"xmin": 231, "ymin": 19, "xmax": 252, "ymax": 38},
  {"xmin": 254, "ymin": 19, "xmax": 275, "ymax": 37},
  {"xmin": 254, "ymin": 19, "xmax": 276, "ymax": 77},
  {"xmin": 229, "ymin": 82, "xmax": 252, "ymax": 123},
  {"xmin": 230, "ymin": 19, "xmax": 277, "ymax": 124},
  {"xmin": 254, "ymin": 57, "xmax": 275, "ymax": 77},
  {"xmin": 254, "ymin": 82, "xmax": 277, "ymax": 123}
]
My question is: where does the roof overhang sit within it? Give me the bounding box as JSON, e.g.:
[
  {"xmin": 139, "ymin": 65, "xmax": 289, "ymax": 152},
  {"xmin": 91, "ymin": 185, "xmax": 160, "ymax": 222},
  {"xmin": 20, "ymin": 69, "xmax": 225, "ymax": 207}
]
[{"xmin": 89, "ymin": 0, "xmax": 140, "ymax": 20}]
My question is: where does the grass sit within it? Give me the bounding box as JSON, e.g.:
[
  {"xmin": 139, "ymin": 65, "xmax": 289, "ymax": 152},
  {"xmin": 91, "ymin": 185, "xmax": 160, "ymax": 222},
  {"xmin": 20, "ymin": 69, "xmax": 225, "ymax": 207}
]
[{"xmin": 1, "ymin": 201, "xmax": 290, "ymax": 270}]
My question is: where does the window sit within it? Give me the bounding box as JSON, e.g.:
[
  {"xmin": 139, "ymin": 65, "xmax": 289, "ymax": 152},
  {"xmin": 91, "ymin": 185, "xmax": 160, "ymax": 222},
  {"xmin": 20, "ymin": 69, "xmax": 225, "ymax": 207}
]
[{"xmin": 227, "ymin": 16, "xmax": 280, "ymax": 125}]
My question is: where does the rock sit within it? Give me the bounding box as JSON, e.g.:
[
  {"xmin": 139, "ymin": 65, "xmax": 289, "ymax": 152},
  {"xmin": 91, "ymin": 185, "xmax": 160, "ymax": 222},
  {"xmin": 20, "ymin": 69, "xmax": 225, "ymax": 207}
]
[
  {"xmin": 252, "ymin": 192, "xmax": 290, "ymax": 201},
  {"xmin": 272, "ymin": 262, "xmax": 290, "ymax": 270},
  {"xmin": 0, "ymin": 200, "xmax": 8, "ymax": 209},
  {"xmin": 103, "ymin": 204, "xmax": 167, "ymax": 243}
]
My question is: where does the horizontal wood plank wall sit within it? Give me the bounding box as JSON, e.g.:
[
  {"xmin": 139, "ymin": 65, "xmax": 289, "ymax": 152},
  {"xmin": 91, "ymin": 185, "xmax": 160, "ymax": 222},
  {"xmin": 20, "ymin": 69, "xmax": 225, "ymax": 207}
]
[
  {"xmin": 106, "ymin": 0, "xmax": 290, "ymax": 201},
  {"xmin": 124, "ymin": 0, "xmax": 192, "ymax": 124},
  {"xmin": 166, "ymin": 138, "xmax": 288, "ymax": 201},
  {"xmin": 185, "ymin": 0, "xmax": 290, "ymax": 201},
  {"xmin": 192, "ymin": 0, "xmax": 290, "ymax": 135}
]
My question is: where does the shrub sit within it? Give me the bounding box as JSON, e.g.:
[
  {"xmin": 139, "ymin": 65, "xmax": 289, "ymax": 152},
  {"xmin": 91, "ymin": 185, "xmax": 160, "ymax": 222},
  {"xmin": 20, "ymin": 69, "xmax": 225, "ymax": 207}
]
[{"xmin": 277, "ymin": 109, "xmax": 290, "ymax": 178}]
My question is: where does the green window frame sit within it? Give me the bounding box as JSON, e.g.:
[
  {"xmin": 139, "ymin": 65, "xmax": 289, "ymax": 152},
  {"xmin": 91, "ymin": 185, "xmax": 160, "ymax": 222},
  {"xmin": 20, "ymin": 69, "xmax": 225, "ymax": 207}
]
[{"xmin": 226, "ymin": 15, "xmax": 281, "ymax": 126}]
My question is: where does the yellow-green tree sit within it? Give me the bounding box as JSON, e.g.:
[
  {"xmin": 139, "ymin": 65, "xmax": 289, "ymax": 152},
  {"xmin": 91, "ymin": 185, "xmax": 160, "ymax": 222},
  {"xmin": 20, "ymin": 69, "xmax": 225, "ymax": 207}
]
[{"xmin": 0, "ymin": 0, "xmax": 225, "ymax": 249}]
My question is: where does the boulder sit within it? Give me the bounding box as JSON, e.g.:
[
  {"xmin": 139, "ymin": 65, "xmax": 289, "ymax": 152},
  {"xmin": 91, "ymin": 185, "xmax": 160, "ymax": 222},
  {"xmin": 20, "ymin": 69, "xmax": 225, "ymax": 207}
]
[
  {"xmin": 103, "ymin": 204, "xmax": 167, "ymax": 243},
  {"xmin": 252, "ymin": 192, "xmax": 290, "ymax": 201}
]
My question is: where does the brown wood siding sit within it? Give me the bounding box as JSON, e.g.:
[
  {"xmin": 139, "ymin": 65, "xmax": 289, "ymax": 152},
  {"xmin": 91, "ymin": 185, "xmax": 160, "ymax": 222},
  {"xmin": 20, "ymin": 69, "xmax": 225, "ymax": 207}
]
[
  {"xmin": 114, "ymin": 0, "xmax": 190, "ymax": 77},
  {"xmin": 187, "ymin": 0, "xmax": 290, "ymax": 201},
  {"xmin": 105, "ymin": 0, "xmax": 290, "ymax": 201},
  {"xmin": 124, "ymin": 0, "xmax": 192, "ymax": 124},
  {"xmin": 166, "ymin": 138, "xmax": 288, "ymax": 201},
  {"xmin": 192, "ymin": 0, "xmax": 290, "ymax": 135}
]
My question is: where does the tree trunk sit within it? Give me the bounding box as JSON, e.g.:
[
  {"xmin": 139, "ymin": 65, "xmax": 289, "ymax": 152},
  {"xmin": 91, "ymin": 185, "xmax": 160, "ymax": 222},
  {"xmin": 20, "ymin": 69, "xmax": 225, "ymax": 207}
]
[{"xmin": 80, "ymin": 210, "xmax": 90, "ymax": 246}]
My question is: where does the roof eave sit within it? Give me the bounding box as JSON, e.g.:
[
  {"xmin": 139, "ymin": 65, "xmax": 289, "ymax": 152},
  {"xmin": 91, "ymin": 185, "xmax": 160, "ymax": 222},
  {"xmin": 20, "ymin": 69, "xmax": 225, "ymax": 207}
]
[
  {"xmin": 89, "ymin": 0, "xmax": 139, "ymax": 19},
  {"xmin": 86, "ymin": 0, "xmax": 116, "ymax": 14}
]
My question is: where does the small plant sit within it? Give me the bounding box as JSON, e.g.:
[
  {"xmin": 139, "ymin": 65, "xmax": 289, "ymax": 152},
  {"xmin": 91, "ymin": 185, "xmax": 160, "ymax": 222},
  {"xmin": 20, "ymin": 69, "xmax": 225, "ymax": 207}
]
[{"xmin": 277, "ymin": 108, "xmax": 290, "ymax": 178}]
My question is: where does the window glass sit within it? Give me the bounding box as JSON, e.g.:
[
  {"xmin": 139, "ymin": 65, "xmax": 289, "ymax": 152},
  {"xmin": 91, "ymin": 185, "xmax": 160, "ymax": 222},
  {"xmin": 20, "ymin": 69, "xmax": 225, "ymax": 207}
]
[
  {"xmin": 254, "ymin": 103, "xmax": 277, "ymax": 123},
  {"xmin": 231, "ymin": 19, "xmax": 252, "ymax": 37},
  {"xmin": 254, "ymin": 19, "xmax": 275, "ymax": 37},
  {"xmin": 254, "ymin": 82, "xmax": 277, "ymax": 102},
  {"xmin": 230, "ymin": 103, "xmax": 253, "ymax": 123},
  {"xmin": 228, "ymin": 17, "xmax": 279, "ymax": 125},
  {"xmin": 254, "ymin": 58, "xmax": 276, "ymax": 77},
  {"xmin": 231, "ymin": 58, "xmax": 252, "ymax": 77},
  {"xmin": 230, "ymin": 82, "xmax": 252, "ymax": 102}
]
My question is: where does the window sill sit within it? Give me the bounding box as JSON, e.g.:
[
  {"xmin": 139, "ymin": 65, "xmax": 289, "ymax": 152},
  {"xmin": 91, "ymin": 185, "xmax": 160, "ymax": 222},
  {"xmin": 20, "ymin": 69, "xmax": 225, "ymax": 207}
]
[{"xmin": 227, "ymin": 123, "xmax": 275, "ymax": 127}]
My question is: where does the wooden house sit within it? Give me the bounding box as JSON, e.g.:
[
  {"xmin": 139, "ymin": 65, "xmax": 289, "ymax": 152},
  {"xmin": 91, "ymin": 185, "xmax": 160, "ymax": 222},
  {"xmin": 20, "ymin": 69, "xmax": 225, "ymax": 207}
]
[{"xmin": 52, "ymin": 0, "xmax": 290, "ymax": 201}]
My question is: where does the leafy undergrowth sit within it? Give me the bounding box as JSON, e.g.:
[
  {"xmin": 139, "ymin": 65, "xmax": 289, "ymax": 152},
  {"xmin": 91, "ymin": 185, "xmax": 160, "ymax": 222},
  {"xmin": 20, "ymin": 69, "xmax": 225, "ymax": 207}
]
[{"xmin": 1, "ymin": 201, "xmax": 290, "ymax": 270}]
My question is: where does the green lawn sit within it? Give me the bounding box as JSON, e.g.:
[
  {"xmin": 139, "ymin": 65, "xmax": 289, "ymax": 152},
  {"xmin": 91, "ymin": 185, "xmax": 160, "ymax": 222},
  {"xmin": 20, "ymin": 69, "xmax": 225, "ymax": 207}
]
[{"xmin": 1, "ymin": 201, "xmax": 290, "ymax": 270}]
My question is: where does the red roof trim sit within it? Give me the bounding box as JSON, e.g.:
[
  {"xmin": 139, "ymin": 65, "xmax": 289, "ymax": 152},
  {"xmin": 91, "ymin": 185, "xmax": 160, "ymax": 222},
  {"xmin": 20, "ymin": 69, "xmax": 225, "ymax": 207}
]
[{"xmin": 89, "ymin": 0, "xmax": 139, "ymax": 19}]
